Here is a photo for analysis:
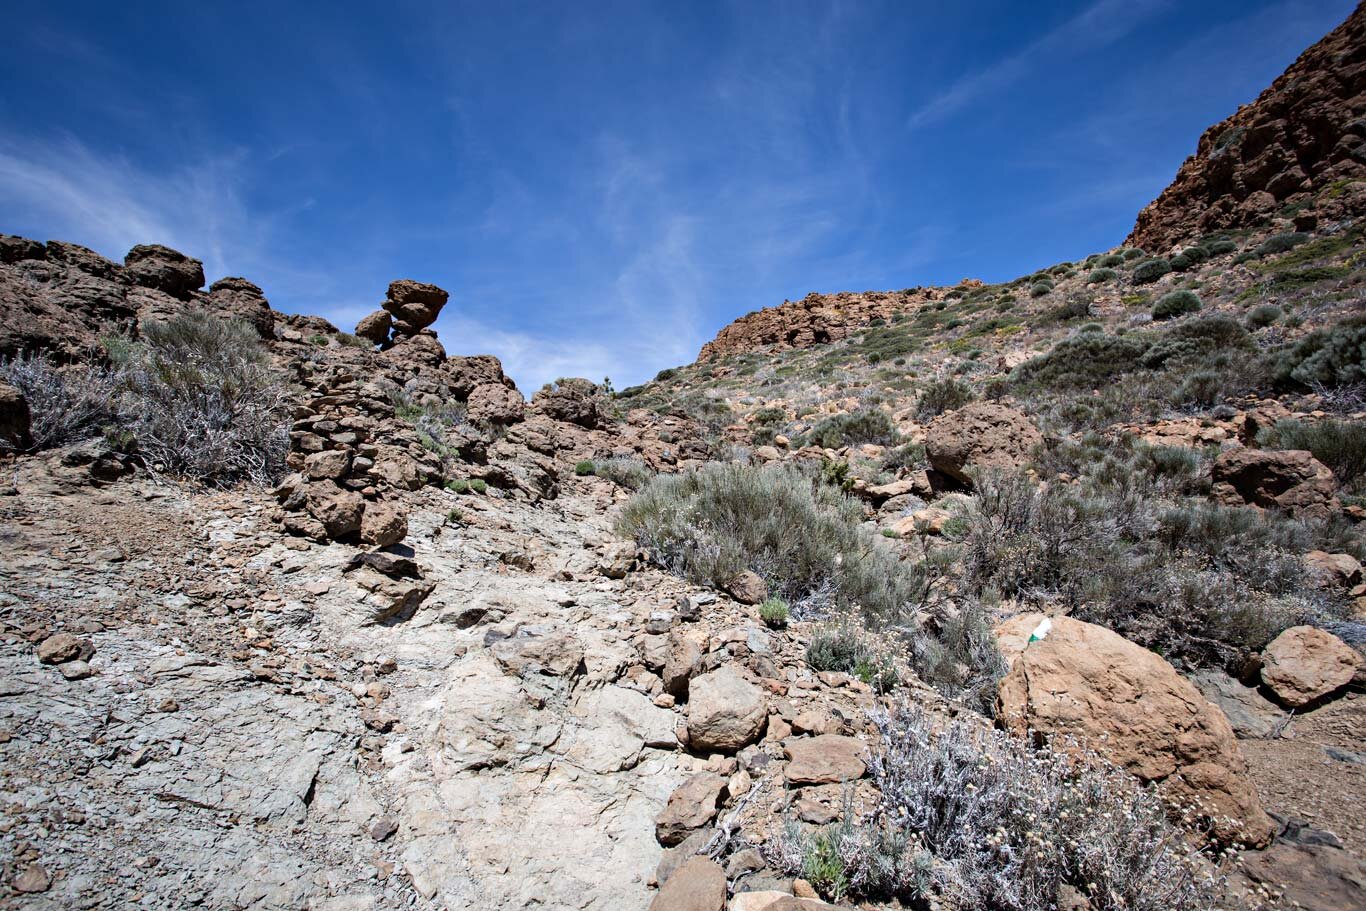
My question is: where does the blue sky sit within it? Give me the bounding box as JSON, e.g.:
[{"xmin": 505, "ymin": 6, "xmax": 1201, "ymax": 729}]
[{"xmin": 0, "ymin": 1, "xmax": 1354, "ymax": 389}]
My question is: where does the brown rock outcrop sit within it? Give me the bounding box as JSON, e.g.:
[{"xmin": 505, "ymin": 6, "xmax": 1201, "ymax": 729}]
[
  {"xmin": 1128, "ymin": 4, "xmax": 1366, "ymax": 251},
  {"xmin": 382, "ymin": 279, "xmax": 448, "ymax": 336},
  {"xmin": 208, "ymin": 277, "xmax": 275, "ymax": 339},
  {"xmin": 698, "ymin": 288, "xmax": 947, "ymax": 360},
  {"xmin": 996, "ymin": 614, "xmax": 1274, "ymax": 848},
  {"xmin": 1211, "ymin": 447, "xmax": 1337, "ymax": 517},
  {"xmin": 124, "ymin": 244, "xmax": 205, "ymax": 299},
  {"xmin": 0, "ymin": 380, "xmax": 32, "ymax": 451},
  {"xmin": 925, "ymin": 402, "xmax": 1042, "ymax": 484}
]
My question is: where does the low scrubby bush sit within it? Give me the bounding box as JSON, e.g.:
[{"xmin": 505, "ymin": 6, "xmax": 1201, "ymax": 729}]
[
  {"xmin": 1255, "ymin": 232, "xmax": 1309, "ymax": 258},
  {"xmin": 804, "ymin": 409, "xmax": 898, "ymax": 449},
  {"xmin": 1245, "ymin": 303, "xmax": 1282, "ymax": 329},
  {"xmin": 768, "ymin": 706, "xmax": 1221, "ymax": 911},
  {"xmin": 1271, "ymin": 320, "xmax": 1366, "ymax": 390},
  {"xmin": 1086, "ymin": 267, "xmax": 1117, "ymax": 284},
  {"xmin": 1095, "ymin": 253, "xmax": 1124, "ymax": 268},
  {"xmin": 0, "ymin": 313, "xmax": 289, "ymax": 485},
  {"xmin": 591, "ymin": 456, "xmax": 654, "ymax": 490},
  {"xmin": 1151, "ymin": 290, "xmax": 1201, "ymax": 320},
  {"xmin": 807, "ymin": 616, "xmax": 898, "ymax": 692},
  {"xmin": 618, "ymin": 462, "xmax": 926, "ymax": 620},
  {"xmin": 915, "ymin": 377, "xmax": 974, "ymax": 420},
  {"xmin": 760, "ymin": 597, "xmax": 790, "ymax": 628},
  {"xmin": 1131, "ymin": 258, "xmax": 1171, "ymax": 284},
  {"xmin": 0, "ymin": 351, "xmax": 121, "ymax": 450},
  {"xmin": 1029, "ymin": 280, "xmax": 1053, "ymax": 298}
]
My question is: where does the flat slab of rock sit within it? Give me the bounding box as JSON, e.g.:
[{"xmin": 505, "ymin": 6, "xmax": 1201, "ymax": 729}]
[
  {"xmin": 782, "ymin": 734, "xmax": 866, "ymax": 785},
  {"xmin": 650, "ymin": 856, "xmax": 725, "ymax": 911},
  {"xmin": 1260, "ymin": 625, "xmax": 1359, "ymax": 707}
]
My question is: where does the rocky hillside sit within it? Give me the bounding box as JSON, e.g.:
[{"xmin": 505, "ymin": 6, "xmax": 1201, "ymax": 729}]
[
  {"xmin": 2, "ymin": 7, "xmax": 1366, "ymax": 911},
  {"xmin": 1129, "ymin": 2, "xmax": 1366, "ymax": 253}
]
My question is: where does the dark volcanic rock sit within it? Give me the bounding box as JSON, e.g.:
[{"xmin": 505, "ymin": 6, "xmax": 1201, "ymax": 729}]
[{"xmin": 124, "ymin": 244, "xmax": 205, "ymax": 299}]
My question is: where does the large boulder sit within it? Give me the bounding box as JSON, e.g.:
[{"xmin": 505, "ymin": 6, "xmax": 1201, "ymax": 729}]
[
  {"xmin": 443, "ymin": 354, "xmax": 513, "ymax": 398},
  {"xmin": 354, "ymin": 310, "xmax": 392, "ymax": 344},
  {"xmin": 532, "ymin": 378, "xmax": 609, "ymax": 429},
  {"xmin": 1260, "ymin": 625, "xmax": 1360, "ymax": 707},
  {"xmin": 925, "ymin": 402, "xmax": 1042, "ymax": 484},
  {"xmin": 123, "ymin": 244, "xmax": 204, "ymax": 299},
  {"xmin": 380, "ymin": 331, "xmax": 446, "ymax": 368},
  {"xmin": 1211, "ymin": 448, "xmax": 1337, "ymax": 518},
  {"xmin": 467, "ymin": 382, "xmax": 526, "ymax": 425},
  {"xmin": 0, "ymin": 380, "xmax": 32, "ymax": 451},
  {"xmin": 382, "ymin": 279, "xmax": 448, "ymax": 335},
  {"xmin": 996, "ymin": 614, "xmax": 1273, "ymax": 847},
  {"xmin": 207, "ymin": 277, "xmax": 275, "ymax": 339},
  {"xmin": 686, "ymin": 667, "xmax": 767, "ymax": 754}
]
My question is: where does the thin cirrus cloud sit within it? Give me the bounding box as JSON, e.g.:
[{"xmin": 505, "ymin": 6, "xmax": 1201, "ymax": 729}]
[{"xmin": 907, "ymin": 0, "xmax": 1173, "ymax": 129}]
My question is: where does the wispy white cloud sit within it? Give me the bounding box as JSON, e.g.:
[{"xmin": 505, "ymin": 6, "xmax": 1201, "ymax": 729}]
[{"xmin": 907, "ymin": 0, "xmax": 1171, "ymax": 129}]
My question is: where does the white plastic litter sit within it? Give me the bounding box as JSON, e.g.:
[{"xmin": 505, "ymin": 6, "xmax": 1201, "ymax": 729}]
[{"xmin": 1027, "ymin": 617, "xmax": 1052, "ymax": 644}]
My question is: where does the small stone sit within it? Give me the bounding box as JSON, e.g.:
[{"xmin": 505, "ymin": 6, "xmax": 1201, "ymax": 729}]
[
  {"xmin": 37, "ymin": 632, "xmax": 92, "ymax": 665},
  {"xmin": 12, "ymin": 863, "xmax": 51, "ymax": 893},
  {"xmin": 58, "ymin": 660, "xmax": 94, "ymax": 681},
  {"xmin": 156, "ymin": 697, "xmax": 179, "ymax": 713},
  {"xmin": 370, "ymin": 817, "xmax": 398, "ymax": 841},
  {"xmin": 725, "ymin": 571, "xmax": 768, "ymax": 605}
]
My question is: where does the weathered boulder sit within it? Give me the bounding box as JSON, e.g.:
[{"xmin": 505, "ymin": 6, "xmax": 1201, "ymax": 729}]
[
  {"xmin": 662, "ymin": 631, "xmax": 704, "ymax": 698},
  {"xmin": 354, "ymin": 309, "xmax": 392, "ymax": 344},
  {"xmin": 0, "ymin": 380, "xmax": 32, "ymax": 450},
  {"xmin": 655, "ymin": 772, "xmax": 726, "ymax": 846},
  {"xmin": 996, "ymin": 614, "xmax": 1273, "ymax": 847},
  {"xmin": 467, "ymin": 382, "xmax": 526, "ymax": 425},
  {"xmin": 443, "ymin": 354, "xmax": 513, "ymax": 398},
  {"xmin": 533, "ymin": 378, "xmax": 609, "ymax": 429},
  {"xmin": 1260, "ymin": 625, "xmax": 1359, "ymax": 707},
  {"xmin": 925, "ymin": 402, "xmax": 1042, "ymax": 484},
  {"xmin": 123, "ymin": 244, "xmax": 204, "ymax": 299},
  {"xmin": 380, "ymin": 331, "xmax": 446, "ymax": 368},
  {"xmin": 650, "ymin": 856, "xmax": 725, "ymax": 911},
  {"xmin": 207, "ymin": 277, "xmax": 274, "ymax": 339},
  {"xmin": 37, "ymin": 632, "xmax": 94, "ymax": 665},
  {"xmin": 359, "ymin": 500, "xmax": 408, "ymax": 547},
  {"xmin": 782, "ymin": 734, "xmax": 867, "ymax": 786},
  {"xmin": 686, "ymin": 667, "xmax": 767, "ymax": 753},
  {"xmin": 382, "ymin": 279, "xmax": 448, "ymax": 335},
  {"xmin": 305, "ymin": 481, "xmax": 365, "ymax": 539},
  {"xmin": 1304, "ymin": 551, "xmax": 1363, "ymax": 588},
  {"xmin": 1211, "ymin": 448, "xmax": 1337, "ymax": 518},
  {"xmin": 725, "ymin": 571, "xmax": 767, "ymax": 606}
]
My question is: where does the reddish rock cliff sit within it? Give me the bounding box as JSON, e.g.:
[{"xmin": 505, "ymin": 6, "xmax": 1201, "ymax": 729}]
[
  {"xmin": 1128, "ymin": 3, "xmax": 1366, "ymax": 252},
  {"xmin": 698, "ymin": 287, "xmax": 951, "ymax": 361}
]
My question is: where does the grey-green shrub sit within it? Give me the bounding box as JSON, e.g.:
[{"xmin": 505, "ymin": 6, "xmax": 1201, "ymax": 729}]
[
  {"xmin": 1029, "ymin": 280, "xmax": 1053, "ymax": 298},
  {"xmin": 618, "ymin": 462, "xmax": 926, "ymax": 621},
  {"xmin": 1132, "ymin": 258, "xmax": 1171, "ymax": 284},
  {"xmin": 1151, "ymin": 290, "xmax": 1201, "ymax": 320},
  {"xmin": 1086, "ymin": 267, "xmax": 1117, "ymax": 284},
  {"xmin": 1271, "ymin": 321, "xmax": 1366, "ymax": 389},
  {"xmin": 1261, "ymin": 419, "xmax": 1366, "ymax": 492},
  {"xmin": 0, "ymin": 352, "xmax": 121, "ymax": 451},
  {"xmin": 804, "ymin": 409, "xmax": 897, "ymax": 449},
  {"xmin": 1255, "ymin": 232, "xmax": 1309, "ymax": 258},
  {"xmin": 592, "ymin": 456, "xmax": 653, "ymax": 490},
  {"xmin": 767, "ymin": 706, "xmax": 1221, "ymax": 911},
  {"xmin": 1246, "ymin": 303, "xmax": 1282, "ymax": 329},
  {"xmin": 915, "ymin": 377, "xmax": 974, "ymax": 420}
]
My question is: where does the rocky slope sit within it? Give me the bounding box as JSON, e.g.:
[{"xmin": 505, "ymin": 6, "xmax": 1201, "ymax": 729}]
[
  {"xmin": 1129, "ymin": 2, "xmax": 1366, "ymax": 253},
  {"xmin": 3, "ymin": 8, "xmax": 1366, "ymax": 911}
]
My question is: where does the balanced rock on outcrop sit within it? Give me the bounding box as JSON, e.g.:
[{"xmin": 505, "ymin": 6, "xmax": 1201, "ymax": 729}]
[
  {"xmin": 207, "ymin": 277, "xmax": 275, "ymax": 339},
  {"xmin": 1260, "ymin": 625, "xmax": 1360, "ymax": 707},
  {"xmin": 996, "ymin": 613, "xmax": 1274, "ymax": 847},
  {"xmin": 383, "ymin": 279, "xmax": 448, "ymax": 336},
  {"xmin": 925, "ymin": 402, "xmax": 1042, "ymax": 485},
  {"xmin": 1211, "ymin": 448, "xmax": 1337, "ymax": 518},
  {"xmin": 686, "ymin": 666, "xmax": 767, "ymax": 753},
  {"xmin": 123, "ymin": 244, "xmax": 204, "ymax": 299},
  {"xmin": 533, "ymin": 378, "xmax": 610, "ymax": 429}
]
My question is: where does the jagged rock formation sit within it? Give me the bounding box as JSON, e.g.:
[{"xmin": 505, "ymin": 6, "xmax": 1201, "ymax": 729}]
[
  {"xmin": 698, "ymin": 287, "xmax": 957, "ymax": 361},
  {"xmin": 1129, "ymin": 3, "xmax": 1366, "ymax": 252}
]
